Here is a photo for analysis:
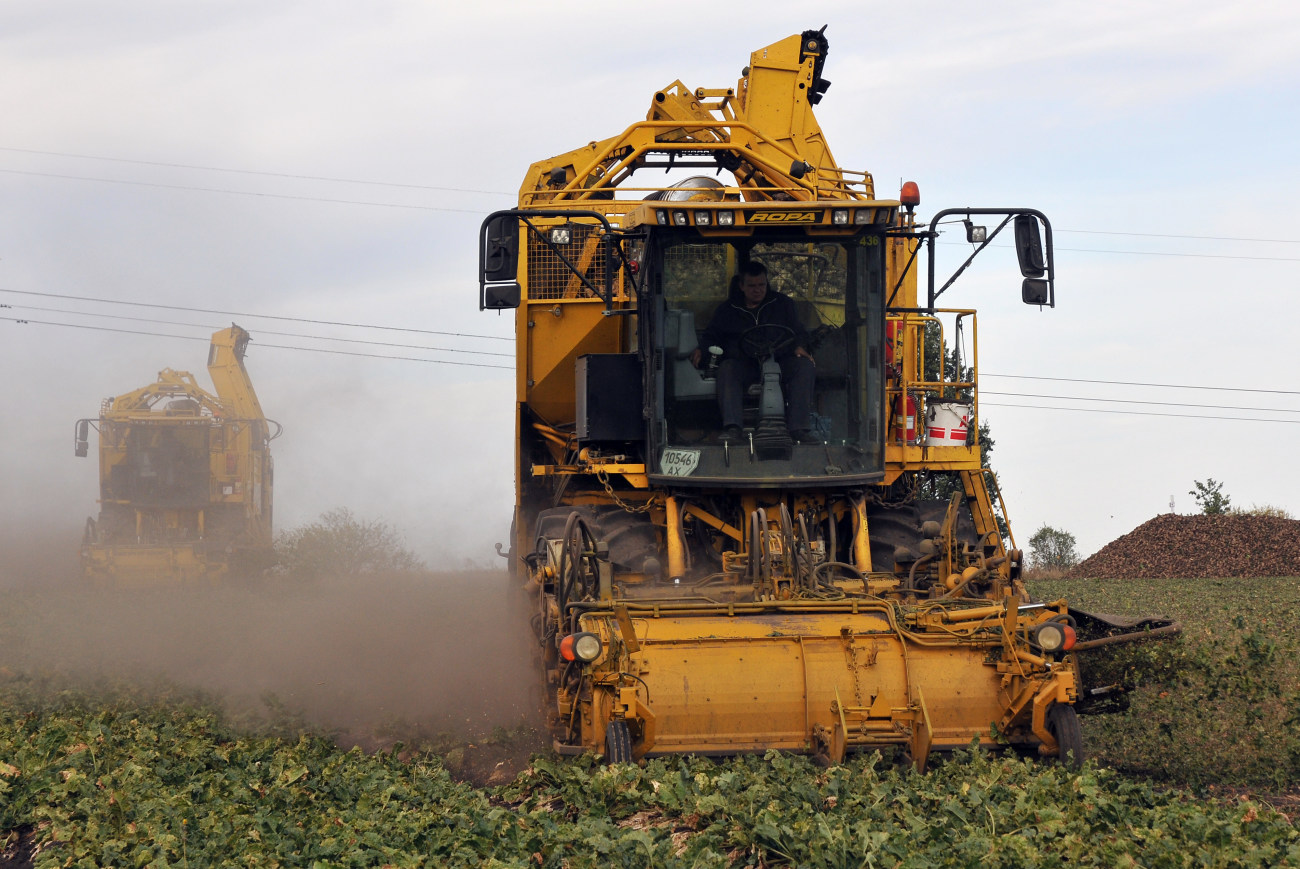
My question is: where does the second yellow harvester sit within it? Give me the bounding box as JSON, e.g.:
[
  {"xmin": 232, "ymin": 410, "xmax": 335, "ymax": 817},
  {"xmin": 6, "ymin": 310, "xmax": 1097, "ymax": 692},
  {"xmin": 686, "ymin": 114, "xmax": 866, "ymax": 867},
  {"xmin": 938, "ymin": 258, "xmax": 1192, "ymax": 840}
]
[{"xmin": 76, "ymin": 324, "xmax": 278, "ymax": 584}]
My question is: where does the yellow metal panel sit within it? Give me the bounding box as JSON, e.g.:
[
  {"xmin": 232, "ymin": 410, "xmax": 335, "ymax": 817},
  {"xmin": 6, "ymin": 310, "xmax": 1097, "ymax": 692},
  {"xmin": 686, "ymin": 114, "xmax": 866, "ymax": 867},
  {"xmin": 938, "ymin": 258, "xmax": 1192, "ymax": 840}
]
[
  {"xmin": 904, "ymin": 648, "xmax": 1006, "ymax": 746},
  {"xmin": 886, "ymin": 235, "xmax": 920, "ymax": 308},
  {"xmin": 523, "ymin": 300, "xmax": 623, "ymax": 425},
  {"xmin": 626, "ymin": 613, "xmax": 902, "ymax": 752},
  {"xmin": 643, "ymin": 638, "xmax": 810, "ymax": 749}
]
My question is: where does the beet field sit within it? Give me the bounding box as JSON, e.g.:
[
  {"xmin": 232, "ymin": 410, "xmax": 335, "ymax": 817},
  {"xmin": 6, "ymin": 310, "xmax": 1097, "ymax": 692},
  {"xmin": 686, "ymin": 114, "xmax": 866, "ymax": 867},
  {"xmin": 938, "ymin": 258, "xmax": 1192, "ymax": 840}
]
[{"xmin": 1, "ymin": 571, "xmax": 1298, "ymax": 867}]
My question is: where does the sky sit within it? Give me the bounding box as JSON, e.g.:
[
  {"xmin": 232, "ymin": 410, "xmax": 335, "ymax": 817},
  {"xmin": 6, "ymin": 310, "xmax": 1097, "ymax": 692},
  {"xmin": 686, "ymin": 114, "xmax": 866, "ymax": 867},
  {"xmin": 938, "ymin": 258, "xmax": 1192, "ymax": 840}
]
[{"xmin": 2, "ymin": 0, "xmax": 1298, "ymax": 570}]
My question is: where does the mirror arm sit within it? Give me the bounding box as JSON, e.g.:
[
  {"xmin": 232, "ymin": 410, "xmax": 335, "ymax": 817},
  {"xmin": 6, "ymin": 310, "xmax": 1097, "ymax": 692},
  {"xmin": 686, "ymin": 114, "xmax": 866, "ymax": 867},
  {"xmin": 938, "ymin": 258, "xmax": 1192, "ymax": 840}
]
[
  {"xmin": 478, "ymin": 208, "xmax": 624, "ymax": 309},
  {"xmin": 924, "ymin": 208, "xmax": 1055, "ymax": 308},
  {"xmin": 927, "ymin": 216, "xmax": 1013, "ymax": 306}
]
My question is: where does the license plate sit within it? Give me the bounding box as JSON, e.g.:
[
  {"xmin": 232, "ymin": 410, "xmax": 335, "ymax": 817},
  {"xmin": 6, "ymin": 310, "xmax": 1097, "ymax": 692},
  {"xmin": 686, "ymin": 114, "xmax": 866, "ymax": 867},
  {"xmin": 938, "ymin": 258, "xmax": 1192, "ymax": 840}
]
[{"xmin": 660, "ymin": 448, "xmax": 701, "ymax": 477}]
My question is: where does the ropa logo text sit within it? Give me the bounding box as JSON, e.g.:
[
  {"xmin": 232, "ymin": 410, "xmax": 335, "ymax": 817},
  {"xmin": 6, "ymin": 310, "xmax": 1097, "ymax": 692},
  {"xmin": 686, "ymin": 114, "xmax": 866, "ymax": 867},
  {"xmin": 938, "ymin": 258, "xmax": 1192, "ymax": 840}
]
[{"xmin": 748, "ymin": 211, "xmax": 820, "ymax": 224}]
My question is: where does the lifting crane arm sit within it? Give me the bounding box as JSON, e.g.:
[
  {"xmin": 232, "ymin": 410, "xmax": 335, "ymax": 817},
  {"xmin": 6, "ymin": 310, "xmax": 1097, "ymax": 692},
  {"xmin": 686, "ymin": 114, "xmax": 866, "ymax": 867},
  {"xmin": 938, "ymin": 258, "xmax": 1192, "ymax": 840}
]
[{"xmin": 518, "ymin": 29, "xmax": 872, "ymax": 205}]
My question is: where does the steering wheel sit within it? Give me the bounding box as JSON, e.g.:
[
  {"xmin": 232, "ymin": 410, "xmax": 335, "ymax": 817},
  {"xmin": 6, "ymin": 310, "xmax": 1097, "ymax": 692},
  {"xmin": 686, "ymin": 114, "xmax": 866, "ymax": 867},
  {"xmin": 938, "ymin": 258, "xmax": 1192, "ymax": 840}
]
[{"xmin": 739, "ymin": 324, "xmax": 797, "ymax": 361}]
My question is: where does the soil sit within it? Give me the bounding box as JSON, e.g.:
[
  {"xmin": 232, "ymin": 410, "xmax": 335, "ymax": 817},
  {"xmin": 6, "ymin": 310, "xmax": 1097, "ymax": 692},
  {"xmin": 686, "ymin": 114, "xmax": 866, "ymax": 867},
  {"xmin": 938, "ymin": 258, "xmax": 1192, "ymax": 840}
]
[
  {"xmin": 1069, "ymin": 513, "xmax": 1300, "ymax": 580},
  {"xmin": 0, "ymin": 827, "xmax": 38, "ymax": 869}
]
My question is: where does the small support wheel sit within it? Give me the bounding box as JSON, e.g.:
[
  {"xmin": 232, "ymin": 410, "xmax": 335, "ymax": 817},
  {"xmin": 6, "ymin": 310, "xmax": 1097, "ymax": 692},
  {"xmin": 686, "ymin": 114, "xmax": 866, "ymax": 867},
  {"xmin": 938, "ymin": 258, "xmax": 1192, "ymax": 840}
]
[
  {"xmin": 605, "ymin": 719, "xmax": 633, "ymax": 765},
  {"xmin": 1047, "ymin": 703, "xmax": 1083, "ymax": 767}
]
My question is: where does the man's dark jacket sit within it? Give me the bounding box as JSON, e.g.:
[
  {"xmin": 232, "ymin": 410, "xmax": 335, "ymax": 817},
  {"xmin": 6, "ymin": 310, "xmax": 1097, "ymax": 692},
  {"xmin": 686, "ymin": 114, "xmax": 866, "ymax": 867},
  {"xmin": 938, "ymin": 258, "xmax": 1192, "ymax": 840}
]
[{"xmin": 698, "ymin": 289, "xmax": 809, "ymax": 361}]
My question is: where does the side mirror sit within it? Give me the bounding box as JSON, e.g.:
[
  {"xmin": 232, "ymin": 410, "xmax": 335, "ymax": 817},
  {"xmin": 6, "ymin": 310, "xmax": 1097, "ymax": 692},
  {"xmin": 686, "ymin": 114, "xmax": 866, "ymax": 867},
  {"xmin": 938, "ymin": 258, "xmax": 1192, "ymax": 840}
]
[
  {"xmin": 482, "ymin": 215, "xmax": 520, "ymax": 284},
  {"xmin": 1022, "ymin": 279, "xmax": 1050, "ymax": 306},
  {"xmin": 480, "ymin": 213, "xmax": 522, "ymax": 310},
  {"xmin": 926, "ymin": 207, "xmax": 1055, "ymax": 309},
  {"xmin": 1014, "ymin": 214, "xmax": 1046, "ymax": 278},
  {"xmin": 74, "ymin": 419, "xmax": 90, "ymax": 457},
  {"xmin": 483, "ymin": 282, "xmax": 521, "ymax": 310}
]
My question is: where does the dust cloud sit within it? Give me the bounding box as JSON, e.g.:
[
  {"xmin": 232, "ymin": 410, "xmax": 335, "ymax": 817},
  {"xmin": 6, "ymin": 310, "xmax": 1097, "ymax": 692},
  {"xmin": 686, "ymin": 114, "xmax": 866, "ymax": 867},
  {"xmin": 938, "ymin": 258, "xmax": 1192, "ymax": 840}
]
[{"xmin": 0, "ymin": 532, "xmax": 544, "ymax": 751}]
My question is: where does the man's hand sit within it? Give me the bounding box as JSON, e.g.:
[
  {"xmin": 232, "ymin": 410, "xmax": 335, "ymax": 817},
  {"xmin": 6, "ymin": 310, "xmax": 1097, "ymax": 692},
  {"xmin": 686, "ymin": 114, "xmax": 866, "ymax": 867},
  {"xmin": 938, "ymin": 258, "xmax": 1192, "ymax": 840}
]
[
  {"xmin": 795, "ymin": 347, "xmax": 815, "ymax": 365},
  {"xmin": 690, "ymin": 347, "xmax": 703, "ymax": 368}
]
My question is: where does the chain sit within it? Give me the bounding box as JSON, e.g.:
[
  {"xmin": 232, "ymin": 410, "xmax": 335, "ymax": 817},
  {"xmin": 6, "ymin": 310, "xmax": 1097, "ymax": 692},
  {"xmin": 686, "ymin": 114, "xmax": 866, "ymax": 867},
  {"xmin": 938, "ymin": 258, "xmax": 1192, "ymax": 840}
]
[
  {"xmin": 594, "ymin": 468, "xmax": 658, "ymax": 514},
  {"xmin": 840, "ymin": 630, "xmax": 881, "ymax": 709},
  {"xmin": 840, "ymin": 630, "xmax": 866, "ymax": 708}
]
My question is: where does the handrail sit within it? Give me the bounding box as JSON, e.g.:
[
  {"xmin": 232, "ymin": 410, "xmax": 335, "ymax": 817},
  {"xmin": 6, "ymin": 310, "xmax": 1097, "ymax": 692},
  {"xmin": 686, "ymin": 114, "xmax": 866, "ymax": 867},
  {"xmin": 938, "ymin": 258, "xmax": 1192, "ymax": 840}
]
[{"xmin": 521, "ymin": 119, "xmax": 874, "ymax": 206}]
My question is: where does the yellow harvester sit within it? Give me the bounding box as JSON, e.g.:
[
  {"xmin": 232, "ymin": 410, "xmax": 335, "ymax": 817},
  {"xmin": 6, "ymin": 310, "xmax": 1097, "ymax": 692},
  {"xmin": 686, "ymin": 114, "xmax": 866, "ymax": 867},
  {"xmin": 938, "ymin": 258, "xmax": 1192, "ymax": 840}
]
[
  {"xmin": 478, "ymin": 29, "xmax": 1134, "ymax": 767},
  {"xmin": 75, "ymin": 325, "xmax": 278, "ymax": 584}
]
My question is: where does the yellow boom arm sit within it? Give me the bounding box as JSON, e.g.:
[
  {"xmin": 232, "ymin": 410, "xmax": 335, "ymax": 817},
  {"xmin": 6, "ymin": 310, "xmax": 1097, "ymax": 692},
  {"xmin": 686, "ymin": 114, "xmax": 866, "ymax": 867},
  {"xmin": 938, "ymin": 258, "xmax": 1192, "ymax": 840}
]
[{"xmin": 206, "ymin": 325, "xmax": 266, "ymax": 422}]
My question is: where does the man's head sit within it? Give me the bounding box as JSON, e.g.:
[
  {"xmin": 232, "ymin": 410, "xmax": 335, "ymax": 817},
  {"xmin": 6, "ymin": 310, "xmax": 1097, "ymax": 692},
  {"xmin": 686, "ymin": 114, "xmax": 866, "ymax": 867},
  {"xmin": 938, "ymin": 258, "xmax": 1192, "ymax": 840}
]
[{"xmin": 739, "ymin": 261, "xmax": 768, "ymax": 308}]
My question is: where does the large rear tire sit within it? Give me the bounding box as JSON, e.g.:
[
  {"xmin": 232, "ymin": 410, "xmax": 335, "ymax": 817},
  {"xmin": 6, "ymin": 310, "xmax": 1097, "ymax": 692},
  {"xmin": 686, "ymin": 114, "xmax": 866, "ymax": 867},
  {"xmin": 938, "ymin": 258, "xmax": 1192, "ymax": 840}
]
[
  {"xmin": 605, "ymin": 719, "xmax": 633, "ymax": 765},
  {"xmin": 866, "ymin": 504, "xmax": 920, "ymax": 572},
  {"xmin": 1047, "ymin": 703, "xmax": 1083, "ymax": 767}
]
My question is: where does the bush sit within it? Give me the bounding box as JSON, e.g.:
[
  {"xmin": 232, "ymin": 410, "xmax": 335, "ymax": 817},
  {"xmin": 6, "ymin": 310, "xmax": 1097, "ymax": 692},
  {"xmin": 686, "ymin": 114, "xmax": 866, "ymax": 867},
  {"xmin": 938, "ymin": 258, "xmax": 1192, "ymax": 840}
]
[
  {"xmin": 1028, "ymin": 524, "xmax": 1078, "ymax": 571},
  {"xmin": 274, "ymin": 508, "xmax": 424, "ymax": 579},
  {"xmin": 1231, "ymin": 503, "xmax": 1296, "ymax": 520}
]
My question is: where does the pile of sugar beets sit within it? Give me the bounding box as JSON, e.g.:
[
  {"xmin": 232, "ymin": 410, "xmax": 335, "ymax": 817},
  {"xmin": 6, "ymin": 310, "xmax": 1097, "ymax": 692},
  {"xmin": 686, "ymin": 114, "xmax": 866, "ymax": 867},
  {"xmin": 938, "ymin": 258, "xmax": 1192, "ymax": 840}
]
[{"xmin": 1070, "ymin": 514, "xmax": 1300, "ymax": 579}]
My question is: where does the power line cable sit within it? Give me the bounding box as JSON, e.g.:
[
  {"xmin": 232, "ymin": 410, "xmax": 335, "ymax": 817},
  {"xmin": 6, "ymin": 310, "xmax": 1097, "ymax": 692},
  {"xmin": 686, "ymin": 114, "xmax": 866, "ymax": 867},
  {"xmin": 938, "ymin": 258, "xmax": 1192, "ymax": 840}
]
[
  {"xmin": 934, "ymin": 217, "xmax": 1300, "ymax": 245},
  {"xmin": 6, "ymin": 291, "xmax": 1297, "ymax": 399},
  {"xmin": 12, "ymin": 301, "xmax": 1292, "ymax": 407},
  {"xmin": 0, "ymin": 168, "xmax": 493, "ymax": 214},
  {"xmin": 0, "ymin": 146, "xmax": 514, "ymax": 195},
  {"xmin": 982, "ymin": 401, "xmax": 1300, "ymax": 425},
  {"xmin": 1056, "ymin": 228, "xmax": 1300, "ymax": 244},
  {"xmin": 0, "ymin": 288, "xmax": 513, "ymax": 342},
  {"xmin": 983, "ymin": 391, "xmax": 1300, "ymax": 414},
  {"xmin": 9, "ymin": 316, "xmax": 1299, "ymax": 419},
  {"xmin": 9, "ymin": 315, "xmax": 1299, "ymax": 419},
  {"xmin": 981, "ymin": 372, "xmax": 1300, "ymax": 396},
  {"xmin": 1051, "ymin": 246, "xmax": 1300, "ymax": 263},
  {"xmin": 3, "ymin": 157, "xmax": 1300, "ymax": 261},
  {"xmin": 3, "ymin": 303, "xmax": 514, "ymax": 357},
  {"xmin": 936, "ymin": 238, "xmax": 1300, "ymax": 263},
  {"xmin": 0, "ymin": 316, "xmax": 514, "ymax": 370},
  {"xmin": 6, "ymin": 147, "xmax": 1298, "ymax": 247},
  {"xmin": 254, "ymin": 340, "xmax": 513, "ymax": 370}
]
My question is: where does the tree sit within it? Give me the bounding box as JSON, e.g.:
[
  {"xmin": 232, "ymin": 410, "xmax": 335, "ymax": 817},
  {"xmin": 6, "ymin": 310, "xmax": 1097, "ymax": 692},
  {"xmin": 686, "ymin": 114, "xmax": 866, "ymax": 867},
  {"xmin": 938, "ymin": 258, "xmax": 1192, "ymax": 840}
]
[
  {"xmin": 274, "ymin": 508, "xmax": 425, "ymax": 579},
  {"xmin": 1190, "ymin": 479, "xmax": 1232, "ymax": 515},
  {"xmin": 1028, "ymin": 525, "xmax": 1079, "ymax": 571}
]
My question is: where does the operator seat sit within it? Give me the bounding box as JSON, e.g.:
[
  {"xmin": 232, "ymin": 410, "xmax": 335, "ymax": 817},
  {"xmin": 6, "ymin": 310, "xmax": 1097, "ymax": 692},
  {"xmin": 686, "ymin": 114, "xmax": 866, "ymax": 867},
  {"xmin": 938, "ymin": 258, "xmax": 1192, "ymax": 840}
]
[{"xmin": 663, "ymin": 308, "xmax": 716, "ymax": 401}]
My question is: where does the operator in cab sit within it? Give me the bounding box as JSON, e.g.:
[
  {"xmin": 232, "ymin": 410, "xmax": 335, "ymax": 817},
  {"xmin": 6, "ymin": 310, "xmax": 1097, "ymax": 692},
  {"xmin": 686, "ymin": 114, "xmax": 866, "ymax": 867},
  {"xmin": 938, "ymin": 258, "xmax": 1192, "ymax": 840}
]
[{"xmin": 689, "ymin": 261, "xmax": 819, "ymax": 443}]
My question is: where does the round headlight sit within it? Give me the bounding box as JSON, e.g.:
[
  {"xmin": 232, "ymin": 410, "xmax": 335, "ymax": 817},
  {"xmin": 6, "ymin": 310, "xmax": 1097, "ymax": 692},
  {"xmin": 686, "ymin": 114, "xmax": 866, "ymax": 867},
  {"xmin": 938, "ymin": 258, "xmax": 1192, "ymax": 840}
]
[
  {"xmin": 1034, "ymin": 622, "xmax": 1066, "ymax": 652},
  {"xmin": 560, "ymin": 631, "xmax": 603, "ymax": 663},
  {"xmin": 574, "ymin": 632, "xmax": 602, "ymax": 662}
]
